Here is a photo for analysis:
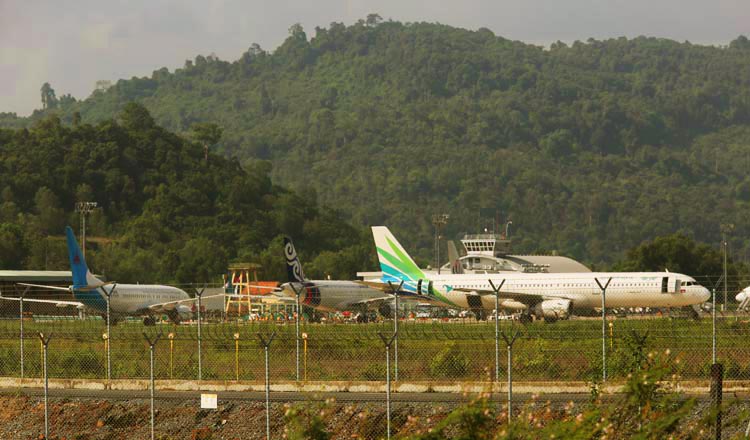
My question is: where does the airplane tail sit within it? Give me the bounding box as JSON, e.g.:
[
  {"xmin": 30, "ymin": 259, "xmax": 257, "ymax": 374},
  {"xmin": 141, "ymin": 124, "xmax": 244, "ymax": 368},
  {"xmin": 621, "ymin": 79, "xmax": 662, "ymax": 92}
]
[
  {"xmin": 371, "ymin": 226, "xmax": 425, "ymax": 282},
  {"xmin": 283, "ymin": 237, "xmax": 307, "ymax": 283},
  {"xmin": 447, "ymin": 240, "xmax": 463, "ymax": 274},
  {"xmin": 65, "ymin": 226, "xmax": 101, "ymax": 288}
]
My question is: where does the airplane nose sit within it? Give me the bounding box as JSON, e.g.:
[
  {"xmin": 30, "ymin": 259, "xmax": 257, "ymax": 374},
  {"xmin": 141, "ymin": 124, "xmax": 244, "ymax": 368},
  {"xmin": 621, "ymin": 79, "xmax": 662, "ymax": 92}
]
[
  {"xmin": 737, "ymin": 290, "xmax": 747, "ymax": 302},
  {"xmin": 701, "ymin": 288, "xmax": 710, "ymax": 303}
]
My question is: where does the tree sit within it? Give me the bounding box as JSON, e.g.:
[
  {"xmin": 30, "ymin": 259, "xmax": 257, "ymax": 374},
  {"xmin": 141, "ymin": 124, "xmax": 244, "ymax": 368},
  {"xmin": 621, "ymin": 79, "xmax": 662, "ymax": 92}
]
[
  {"xmin": 0, "ymin": 223, "xmax": 25, "ymax": 268},
  {"xmin": 34, "ymin": 187, "xmax": 64, "ymax": 234},
  {"xmin": 365, "ymin": 13, "xmax": 383, "ymax": 27},
  {"xmin": 191, "ymin": 122, "xmax": 223, "ymax": 160},
  {"xmin": 40, "ymin": 82, "xmax": 57, "ymax": 110},
  {"xmin": 175, "ymin": 237, "xmax": 228, "ymax": 284}
]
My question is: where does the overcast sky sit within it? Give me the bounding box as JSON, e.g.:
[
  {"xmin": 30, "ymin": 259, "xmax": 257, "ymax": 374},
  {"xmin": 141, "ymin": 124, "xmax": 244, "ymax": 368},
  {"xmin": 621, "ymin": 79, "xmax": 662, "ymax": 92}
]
[{"xmin": 1, "ymin": 0, "xmax": 748, "ymax": 116}]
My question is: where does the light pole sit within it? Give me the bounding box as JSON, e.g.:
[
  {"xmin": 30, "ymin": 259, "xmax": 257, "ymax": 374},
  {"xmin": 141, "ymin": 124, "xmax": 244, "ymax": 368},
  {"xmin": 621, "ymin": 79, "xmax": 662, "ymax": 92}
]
[
  {"xmin": 720, "ymin": 224, "xmax": 734, "ymax": 312},
  {"xmin": 432, "ymin": 214, "xmax": 449, "ymax": 274},
  {"xmin": 75, "ymin": 201, "xmax": 97, "ymax": 259}
]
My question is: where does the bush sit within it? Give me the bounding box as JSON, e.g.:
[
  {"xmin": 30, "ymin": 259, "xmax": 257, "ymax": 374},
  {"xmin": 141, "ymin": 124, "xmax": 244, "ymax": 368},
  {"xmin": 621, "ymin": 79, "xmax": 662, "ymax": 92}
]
[{"xmin": 429, "ymin": 343, "xmax": 469, "ymax": 379}]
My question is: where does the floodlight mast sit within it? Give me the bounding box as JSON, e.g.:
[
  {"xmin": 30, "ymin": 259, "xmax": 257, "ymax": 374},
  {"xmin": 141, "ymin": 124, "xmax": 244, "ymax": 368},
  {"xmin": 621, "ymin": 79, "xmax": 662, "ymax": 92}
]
[
  {"xmin": 432, "ymin": 214, "xmax": 449, "ymax": 274},
  {"xmin": 75, "ymin": 201, "xmax": 98, "ymax": 258}
]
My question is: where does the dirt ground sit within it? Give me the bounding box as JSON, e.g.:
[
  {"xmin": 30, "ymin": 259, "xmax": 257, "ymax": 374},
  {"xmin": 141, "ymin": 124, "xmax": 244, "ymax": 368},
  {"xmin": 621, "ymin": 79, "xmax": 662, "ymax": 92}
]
[{"xmin": 1, "ymin": 394, "xmax": 750, "ymax": 439}]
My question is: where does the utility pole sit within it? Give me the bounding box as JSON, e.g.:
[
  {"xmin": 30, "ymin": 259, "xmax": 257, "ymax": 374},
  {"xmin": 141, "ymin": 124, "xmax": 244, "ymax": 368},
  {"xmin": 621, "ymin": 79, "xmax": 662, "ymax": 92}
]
[
  {"xmin": 75, "ymin": 201, "xmax": 98, "ymax": 259},
  {"xmin": 720, "ymin": 224, "xmax": 734, "ymax": 312},
  {"xmin": 432, "ymin": 214, "xmax": 449, "ymax": 274}
]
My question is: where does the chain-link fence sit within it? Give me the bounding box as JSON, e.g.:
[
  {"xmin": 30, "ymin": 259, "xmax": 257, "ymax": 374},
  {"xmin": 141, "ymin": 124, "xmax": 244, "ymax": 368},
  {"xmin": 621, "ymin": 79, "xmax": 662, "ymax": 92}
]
[{"xmin": 1, "ymin": 275, "xmax": 750, "ymax": 437}]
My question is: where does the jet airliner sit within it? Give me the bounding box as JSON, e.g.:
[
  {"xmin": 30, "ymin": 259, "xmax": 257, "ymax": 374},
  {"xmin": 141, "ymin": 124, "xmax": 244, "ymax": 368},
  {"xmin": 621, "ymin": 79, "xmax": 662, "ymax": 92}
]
[
  {"xmin": 370, "ymin": 226, "xmax": 711, "ymax": 322},
  {"xmin": 0, "ymin": 227, "xmax": 220, "ymax": 325}
]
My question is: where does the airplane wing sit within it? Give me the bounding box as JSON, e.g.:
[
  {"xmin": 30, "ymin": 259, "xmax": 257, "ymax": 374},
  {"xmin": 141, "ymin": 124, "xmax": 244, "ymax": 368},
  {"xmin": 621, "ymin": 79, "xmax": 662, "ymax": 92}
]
[
  {"xmin": 451, "ymin": 287, "xmax": 577, "ymax": 305},
  {"xmin": 347, "ymin": 296, "xmax": 393, "ymax": 310},
  {"xmin": 17, "ymin": 283, "xmax": 71, "ymax": 292},
  {"xmin": 354, "ymin": 281, "xmax": 451, "ymax": 304},
  {"xmin": 147, "ymin": 293, "xmax": 228, "ymax": 312},
  {"xmin": 0, "ymin": 295, "xmax": 83, "ymax": 308}
]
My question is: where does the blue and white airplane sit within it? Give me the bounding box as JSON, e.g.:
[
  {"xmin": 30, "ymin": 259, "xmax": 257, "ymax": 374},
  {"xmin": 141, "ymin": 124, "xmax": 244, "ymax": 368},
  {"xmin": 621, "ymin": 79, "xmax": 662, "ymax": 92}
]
[{"xmin": 0, "ymin": 226, "xmax": 219, "ymax": 325}]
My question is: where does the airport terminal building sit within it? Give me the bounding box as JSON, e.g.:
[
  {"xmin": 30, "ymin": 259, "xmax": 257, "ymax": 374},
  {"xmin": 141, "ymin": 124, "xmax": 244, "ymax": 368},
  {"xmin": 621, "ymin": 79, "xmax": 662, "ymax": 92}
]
[{"xmin": 0, "ymin": 270, "xmax": 76, "ymax": 317}]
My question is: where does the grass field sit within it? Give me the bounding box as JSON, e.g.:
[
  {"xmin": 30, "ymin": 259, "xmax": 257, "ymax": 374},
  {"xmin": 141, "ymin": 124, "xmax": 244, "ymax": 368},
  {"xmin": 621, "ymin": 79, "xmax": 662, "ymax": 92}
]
[{"xmin": 0, "ymin": 315, "xmax": 748, "ymax": 382}]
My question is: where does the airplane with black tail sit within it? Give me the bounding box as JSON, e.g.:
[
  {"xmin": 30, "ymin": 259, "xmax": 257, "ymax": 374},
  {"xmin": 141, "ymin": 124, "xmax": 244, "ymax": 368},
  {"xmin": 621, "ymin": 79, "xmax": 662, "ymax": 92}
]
[{"xmin": 278, "ymin": 237, "xmax": 438, "ymax": 321}]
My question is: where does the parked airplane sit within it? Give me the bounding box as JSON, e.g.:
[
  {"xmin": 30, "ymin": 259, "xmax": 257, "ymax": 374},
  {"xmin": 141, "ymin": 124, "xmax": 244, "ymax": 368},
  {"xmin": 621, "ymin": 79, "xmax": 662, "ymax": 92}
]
[
  {"xmin": 370, "ymin": 226, "xmax": 711, "ymax": 322},
  {"xmin": 736, "ymin": 288, "xmax": 750, "ymax": 311},
  {"xmin": 0, "ymin": 226, "xmax": 221, "ymax": 325},
  {"xmin": 278, "ymin": 237, "xmax": 436, "ymax": 320}
]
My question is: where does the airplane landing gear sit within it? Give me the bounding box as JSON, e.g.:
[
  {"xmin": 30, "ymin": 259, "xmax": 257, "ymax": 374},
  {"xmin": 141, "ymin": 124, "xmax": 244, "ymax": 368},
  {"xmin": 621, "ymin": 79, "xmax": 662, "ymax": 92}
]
[
  {"xmin": 101, "ymin": 314, "xmax": 119, "ymax": 326},
  {"xmin": 519, "ymin": 313, "xmax": 533, "ymax": 325},
  {"xmin": 143, "ymin": 316, "xmax": 157, "ymax": 326}
]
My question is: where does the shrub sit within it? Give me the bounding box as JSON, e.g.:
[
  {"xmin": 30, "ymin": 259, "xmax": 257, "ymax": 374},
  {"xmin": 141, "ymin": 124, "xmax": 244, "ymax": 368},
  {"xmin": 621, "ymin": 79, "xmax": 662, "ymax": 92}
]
[{"xmin": 429, "ymin": 343, "xmax": 469, "ymax": 379}]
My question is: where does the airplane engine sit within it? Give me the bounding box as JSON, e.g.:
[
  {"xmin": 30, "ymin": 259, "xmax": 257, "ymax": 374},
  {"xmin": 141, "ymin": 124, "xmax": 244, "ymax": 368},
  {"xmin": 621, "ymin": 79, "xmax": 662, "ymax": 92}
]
[
  {"xmin": 499, "ymin": 299, "xmax": 527, "ymax": 311},
  {"xmin": 167, "ymin": 305, "xmax": 193, "ymax": 324},
  {"xmin": 378, "ymin": 302, "xmax": 394, "ymax": 318},
  {"xmin": 415, "ymin": 279, "xmax": 433, "ymax": 296},
  {"xmin": 533, "ymin": 299, "xmax": 572, "ymax": 321}
]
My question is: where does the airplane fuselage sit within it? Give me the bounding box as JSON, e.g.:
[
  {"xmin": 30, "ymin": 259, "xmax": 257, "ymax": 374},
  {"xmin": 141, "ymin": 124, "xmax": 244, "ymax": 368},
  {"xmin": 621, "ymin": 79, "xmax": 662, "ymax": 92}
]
[
  {"xmin": 281, "ymin": 281, "xmax": 389, "ymax": 313},
  {"xmin": 388, "ymin": 272, "xmax": 710, "ymax": 311},
  {"xmin": 72, "ymin": 284, "xmax": 190, "ymax": 315}
]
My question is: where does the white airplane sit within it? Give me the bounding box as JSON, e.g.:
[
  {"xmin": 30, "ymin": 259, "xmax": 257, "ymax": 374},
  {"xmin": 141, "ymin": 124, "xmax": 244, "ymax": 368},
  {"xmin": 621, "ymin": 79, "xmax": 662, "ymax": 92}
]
[
  {"xmin": 370, "ymin": 226, "xmax": 711, "ymax": 322},
  {"xmin": 0, "ymin": 226, "xmax": 222, "ymax": 325},
  {"xmin": 736, "ymin": 288, "xmax": 750, "ymax": 311},
  {"xmin": 278, "ymin": 237, "xmax": 436, "ymax": 320}
]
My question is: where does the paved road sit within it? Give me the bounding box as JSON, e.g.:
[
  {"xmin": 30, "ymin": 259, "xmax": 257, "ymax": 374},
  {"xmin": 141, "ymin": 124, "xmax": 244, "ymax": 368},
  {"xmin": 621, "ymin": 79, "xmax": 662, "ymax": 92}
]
[{"xmin": 2, "ymin": 387, "xmax": 741, "ymax": 403}]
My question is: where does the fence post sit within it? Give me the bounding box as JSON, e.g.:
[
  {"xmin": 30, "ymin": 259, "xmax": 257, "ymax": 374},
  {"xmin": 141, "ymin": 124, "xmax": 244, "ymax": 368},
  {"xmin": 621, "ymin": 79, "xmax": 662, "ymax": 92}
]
[
  {"xmin": 38, "ymin": 332, "xmax": 52, "ymax": 440},
  {"xmin": 257, "ymin": 331, "xmax": 277, "ymax": 440},
  {"xmin": 100, "ymin": 284, "xmax": 115, "ymax": 386},
  {"xmin": 712, "ymin": 288, "xmax": 717, "ymax": 364},
  {"xmin": 500, "ymin": 326, "xmax": 520, "ymax": 421},
  {"xmin": 387, "ymin": 281, "xmax": 404, "ymax": 382},
  {"xmin": 195, "ymin": 287, "xmax": 205, "ymax": 381},
  {"xmin": 18, "ymin": 285, "xmax": 29, "ymax": 379},
  {"xmin": 143, "ymin": 332, "xmax": 162, "ymax": 440},
  {"xmin": 488, "ymin": 279, "xmax": 506, "ymax": 382},
  {"xmin": 289, "ymin": 283, "xmax": 303, "ymax": 382},
  {"xmin": 595, "ymin": 277, "xmax": 612, "ymax": 382},
  {"xmin": 710, "ymin": 363, "xmax": 723, "ymax": 440},
  {"xmin": 378, "ymin": 331, "xmax": 398, "ymax": 440}
]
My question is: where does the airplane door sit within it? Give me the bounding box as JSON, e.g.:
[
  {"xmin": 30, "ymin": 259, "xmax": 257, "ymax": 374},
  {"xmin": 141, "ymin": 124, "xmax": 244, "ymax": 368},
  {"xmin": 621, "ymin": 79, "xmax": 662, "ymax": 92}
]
[{"xmin": 661, "ymin": 277, "xmax": 668, "ymax": 293}]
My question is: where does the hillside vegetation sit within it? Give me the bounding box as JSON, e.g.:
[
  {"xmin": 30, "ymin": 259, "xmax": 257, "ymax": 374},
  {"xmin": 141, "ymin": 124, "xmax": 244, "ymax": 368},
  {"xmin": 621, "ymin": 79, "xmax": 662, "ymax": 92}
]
[
  {"xmin": 4, "ymin": 18, "xmax": 750, "ymax": 267},
  {"xmin": 0, "ymin": 104, "xmax": 372, "ymax": 283}
]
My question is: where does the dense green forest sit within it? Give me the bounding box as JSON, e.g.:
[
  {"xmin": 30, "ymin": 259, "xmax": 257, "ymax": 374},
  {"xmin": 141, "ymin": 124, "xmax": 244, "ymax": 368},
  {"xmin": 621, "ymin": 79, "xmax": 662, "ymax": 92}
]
[
  {"xmin": 3, "ymin": 18, "xmax": 750, "ymax": 270},
  {"xmin": 0, "ymin": 104, "xmax": 373, "ymax": 283}
]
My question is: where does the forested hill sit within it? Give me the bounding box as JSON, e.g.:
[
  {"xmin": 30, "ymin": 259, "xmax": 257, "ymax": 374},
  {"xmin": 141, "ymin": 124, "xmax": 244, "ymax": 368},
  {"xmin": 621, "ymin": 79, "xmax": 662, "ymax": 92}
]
[
  {"xmin": 0, "ymin": 104, "xmax": 373, "ymax": 282},
  {"xmin": 5, "ymin": 18, "xmax": 750, "ymax": 266}
]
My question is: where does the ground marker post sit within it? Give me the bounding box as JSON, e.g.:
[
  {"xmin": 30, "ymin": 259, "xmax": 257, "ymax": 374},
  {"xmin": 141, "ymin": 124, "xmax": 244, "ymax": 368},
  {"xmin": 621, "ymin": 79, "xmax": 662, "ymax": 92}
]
[
  {"xmin": 289, "ymin": 283, "xmax": 303, "ymax": 382},
  {"xmin": 195, "ymin": 286, "xmax": 205, "ymax": 381},
  {"xmin": 488, "ymin": 279, "xmax": 506, "ymax": 382},
  {"xmin": 302, "ymin": 332, "xmax": 308, "ymax": 381},
  {"xmin": 17, "ymin": 285, "xmax": 30, "ymax": 379},
  {"xmin": 595, "ymin": 277, "xmax": 612, "ymax": 382},
  {"xmin": 143, "ymin": 332, "xmax": 162, "ymax": 440},
  {"xmin": 378, "ymin": 331, "xmax": 398, "ymax": 440},
  {"xmin": 500, "ymin": 325, "xmax": 520, "ymax": 421},
  {"xmin": 168, "ymin": 333, "xmax": 174, "ymax": 379},
  {"xmin": 387, "ymin": 280, "xmax": 404, "ymax": 382},
  {"xmin": 233, "ymin": 332, "xmax": 240, "ymax": 381},
  {"xmin": 38, "ymin": 332, "xmax": 51, "ymax": 440},
  {"xmin": 257, "ymin": 331, "xmax": 277, "ymax": 440}
]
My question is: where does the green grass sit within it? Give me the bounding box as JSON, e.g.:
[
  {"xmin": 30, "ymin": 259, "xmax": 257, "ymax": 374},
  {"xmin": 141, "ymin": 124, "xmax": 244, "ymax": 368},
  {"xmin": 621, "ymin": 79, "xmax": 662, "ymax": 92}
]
[{"xmin": 0, "ymin": 316, "xmax": 746, "ymax": 382}]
